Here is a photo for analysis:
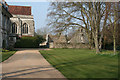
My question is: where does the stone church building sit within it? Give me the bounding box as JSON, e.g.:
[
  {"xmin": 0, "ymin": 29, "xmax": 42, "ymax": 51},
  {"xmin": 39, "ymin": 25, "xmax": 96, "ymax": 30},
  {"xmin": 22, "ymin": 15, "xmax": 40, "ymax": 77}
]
[
  {"xmin": 8, "ymin": 5, "xmax": 35, "ymax": 44},
  {"xmin": 0, "ymin": 1, "xmax": 12, "ymax": 48},
  {"xmin": 0, "ymin": 0, "xmax": 35, "ymax": 48}
]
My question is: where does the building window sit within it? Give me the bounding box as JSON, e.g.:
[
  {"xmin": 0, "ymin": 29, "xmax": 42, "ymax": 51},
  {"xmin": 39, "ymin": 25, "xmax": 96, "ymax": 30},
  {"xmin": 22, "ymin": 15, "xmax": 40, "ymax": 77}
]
[
  {"xmin": 12, "ymin": 23, "xmax": 17, "ymax": 33},
  {"xmin": 81, "ymin": 29, "xmax": 83, "ymax": 32},
  {"xmin": 2, "ymin": 14, "xmax": 5, "ymax": 28},
  {"xmin": 22, "ymin": 23, "xmax": 28, "ymax": 34}
]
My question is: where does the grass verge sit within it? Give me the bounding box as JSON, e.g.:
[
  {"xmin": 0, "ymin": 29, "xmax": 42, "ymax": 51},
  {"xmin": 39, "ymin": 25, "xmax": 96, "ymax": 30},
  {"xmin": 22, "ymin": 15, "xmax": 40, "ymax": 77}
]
[
  {"xmin": 0, "ymin": 50, "xmax": 16, "ymax": 62},
  {"xmin": 40, "ymin": 49, "xmax": 118, "ymax": 79}
]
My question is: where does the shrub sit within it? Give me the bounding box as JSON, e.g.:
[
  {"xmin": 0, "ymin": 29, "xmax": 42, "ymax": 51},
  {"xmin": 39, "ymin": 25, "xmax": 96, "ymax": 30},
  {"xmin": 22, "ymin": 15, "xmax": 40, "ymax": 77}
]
[
  {"xmin": 117, "ymin": 46, "xmax": 120, "ymax": 50},
  {"xmin": 14, "ymin": 35, "xmax": 45, "ymax": 48},
  {"xmin": 2, "ymin": 49, "xmax": 9, "ymax": 52},
  {"xmin": 103, "ymin": 43, "xmax": 120, "ymax": 50},
  {"xmin": 2, "ymin": 40, "xmax": 6, "ymax": 49}
]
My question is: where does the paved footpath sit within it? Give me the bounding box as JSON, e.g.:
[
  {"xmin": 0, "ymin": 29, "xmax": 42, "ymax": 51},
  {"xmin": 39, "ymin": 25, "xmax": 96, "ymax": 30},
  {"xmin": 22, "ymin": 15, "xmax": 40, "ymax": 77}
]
[{"xmin": 2, "ymin": 49, "xmax": 66, "ymax": 79}]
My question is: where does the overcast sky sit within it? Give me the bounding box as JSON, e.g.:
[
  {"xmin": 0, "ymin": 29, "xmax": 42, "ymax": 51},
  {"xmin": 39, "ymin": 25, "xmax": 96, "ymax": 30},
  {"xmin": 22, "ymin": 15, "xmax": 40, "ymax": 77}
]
[{"xmin": 6, "ymin": 1, "xmax": 50, "ymax": 32}]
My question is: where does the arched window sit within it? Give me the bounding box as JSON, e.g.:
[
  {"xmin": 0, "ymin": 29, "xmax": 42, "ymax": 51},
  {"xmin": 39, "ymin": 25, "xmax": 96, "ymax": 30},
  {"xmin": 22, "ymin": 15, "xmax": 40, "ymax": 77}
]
[
  {"xmin": 22, "ymin": 23, "xmax": 28, "ymax": 34},
  {"xmin": 12, "ymin": 23, "xmax": 17, "ymax": 33}
]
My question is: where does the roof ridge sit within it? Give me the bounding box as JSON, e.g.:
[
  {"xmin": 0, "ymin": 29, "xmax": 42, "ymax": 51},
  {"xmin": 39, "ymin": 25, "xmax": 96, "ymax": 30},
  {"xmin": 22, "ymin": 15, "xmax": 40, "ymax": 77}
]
[{"xmin": 8, "ymin": 5, "xmax": 31, "ymax": 7}]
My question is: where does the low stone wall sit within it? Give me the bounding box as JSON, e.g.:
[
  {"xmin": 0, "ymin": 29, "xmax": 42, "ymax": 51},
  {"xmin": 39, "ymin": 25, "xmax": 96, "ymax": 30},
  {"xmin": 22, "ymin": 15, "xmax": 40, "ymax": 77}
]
[{"xmin": 53, "ymin": 43, "xmax": 90, "ymax": 49}]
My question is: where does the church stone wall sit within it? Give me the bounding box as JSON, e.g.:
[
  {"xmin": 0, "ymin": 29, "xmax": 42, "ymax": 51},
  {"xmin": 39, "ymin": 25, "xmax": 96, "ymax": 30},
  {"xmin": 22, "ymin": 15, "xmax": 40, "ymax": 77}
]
[
  {"xmin": 22, "ymin": 19, "xmax": 34, "ymax": 36},
  {"xmin": 0, "ymin": 3, "xmax": 12, "ymax": 49},
  {"xmin": 0, "ymin": 4, "xmax": 2, "ymax": 49},
  {"xmin": 10, "ymin": 15, "xmax": 35, "ymax": 37}
]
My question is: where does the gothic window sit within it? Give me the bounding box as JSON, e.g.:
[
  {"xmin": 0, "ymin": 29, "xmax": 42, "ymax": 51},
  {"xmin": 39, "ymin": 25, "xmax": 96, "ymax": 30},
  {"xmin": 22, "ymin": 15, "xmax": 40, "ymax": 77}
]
[
  {"xmin": 12, "ymin": 23, "xmax": 17, "ymax": 33},
  {"xmin": 2, "ymin": 14, "xmax": 5, "ymax": 28},
  {"xmin": 81, "ymin": 34, "xmax": 84, "ymax": 43},
  {"xmin": 22, "ymin": 23, "xmax": 28, "ymax": 34}
]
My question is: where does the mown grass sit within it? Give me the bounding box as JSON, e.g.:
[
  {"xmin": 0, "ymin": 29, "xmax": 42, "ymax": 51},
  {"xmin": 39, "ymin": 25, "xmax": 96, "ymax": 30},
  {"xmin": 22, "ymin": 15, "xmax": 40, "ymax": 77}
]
[
  {"xmin": 40, "ymin": 49, "xmax": 118, "ymax": 79},
  {"xmin": 0, "ymin": 50, "xmax": 16, "ymax": 62}
]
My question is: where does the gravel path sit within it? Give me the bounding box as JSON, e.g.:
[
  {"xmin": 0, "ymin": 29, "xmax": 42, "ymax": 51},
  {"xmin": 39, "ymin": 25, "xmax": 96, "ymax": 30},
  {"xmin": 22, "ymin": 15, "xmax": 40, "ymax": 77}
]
[{"xmin": 2, "ymin": 49, "xmax": 66, "ymax": 79}]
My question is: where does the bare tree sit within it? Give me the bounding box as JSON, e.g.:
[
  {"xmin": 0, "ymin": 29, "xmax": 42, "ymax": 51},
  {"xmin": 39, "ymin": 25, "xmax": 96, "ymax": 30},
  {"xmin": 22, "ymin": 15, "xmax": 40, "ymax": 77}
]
[
  {"xmin": 108, "ymin": 2, "xmax": 119, "ymax": 54},
  {"xmin": 36, "ymin": 26, "xmax": 51, "ymax": 36},
  {"xmin": 47, "ymin": 2, "xmax": 113, "ymax": 53}
]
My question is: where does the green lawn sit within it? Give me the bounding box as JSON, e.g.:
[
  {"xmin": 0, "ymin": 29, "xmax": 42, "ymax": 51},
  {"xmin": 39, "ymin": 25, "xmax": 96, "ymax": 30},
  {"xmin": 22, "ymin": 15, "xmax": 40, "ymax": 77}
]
[
  {"xmin": 0, "ymin": 50, "xmax": 16, "ymax": 62},
  {"xmin": 40, "ymin": 49, "xmax": 118, "ymax": 79}
]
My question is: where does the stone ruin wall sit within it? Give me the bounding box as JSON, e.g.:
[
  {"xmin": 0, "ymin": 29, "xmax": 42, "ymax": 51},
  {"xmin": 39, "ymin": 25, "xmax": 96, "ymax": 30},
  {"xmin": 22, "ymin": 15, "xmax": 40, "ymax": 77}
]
[
  {"xmin": 52, "ymin": 43, "xmax": 90, "ymax": 49},
  {"xmin": 48, "ymin": 28, "xmax": 91, "ymax": 49}
]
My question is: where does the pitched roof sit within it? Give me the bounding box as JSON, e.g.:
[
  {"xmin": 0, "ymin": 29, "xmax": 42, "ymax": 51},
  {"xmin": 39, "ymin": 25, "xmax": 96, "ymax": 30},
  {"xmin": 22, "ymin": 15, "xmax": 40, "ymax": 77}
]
[{"xmin": 8, "ymin": 5, "xmax": 31, "ymax": 15}]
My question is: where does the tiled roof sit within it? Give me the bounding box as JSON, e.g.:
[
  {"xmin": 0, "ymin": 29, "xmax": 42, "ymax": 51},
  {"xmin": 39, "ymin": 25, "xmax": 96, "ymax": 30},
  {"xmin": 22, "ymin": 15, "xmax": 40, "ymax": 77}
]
[{"xmin": 8, "ymin": 5, "xmax": 31, "ymax": 15}]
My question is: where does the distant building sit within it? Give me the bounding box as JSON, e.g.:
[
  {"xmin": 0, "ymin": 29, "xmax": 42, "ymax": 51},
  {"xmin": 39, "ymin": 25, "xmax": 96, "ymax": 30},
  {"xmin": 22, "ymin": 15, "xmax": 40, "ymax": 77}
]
[
  {"xmin": 69, "ymin": 28, "xmax": 89, "ymax": 44},
  {"xmin": 40, "ymin": 28, "xmax": 89, "ymax": 49}
]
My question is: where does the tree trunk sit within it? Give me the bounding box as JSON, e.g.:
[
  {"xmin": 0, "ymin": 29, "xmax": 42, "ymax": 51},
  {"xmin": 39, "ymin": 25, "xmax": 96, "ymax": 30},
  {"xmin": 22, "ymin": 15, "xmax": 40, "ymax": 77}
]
[
  {"xmin": 94, "ymin": 37, "xmax": 100, "ymax": 54},
  {"xmin": 94, "ymin": 23, "xmax": 100, "ymax": 54},
  {"xmin": 86, "ymin": 31, "xmax": 92, "ymax": 49},
  {"xmin": 113, "ymin": 36, "xmax": 116, "ymax": 55},
  {"xmin": 113, "ymin": 3, "xmax": 117, "ymax": 55},
  {"xmin": 113, "ymin": 18, "xmax": 117, "ymax": 55},
  {"xmin": 94, "ymin": 28, "xmax": 100, "ymax": 54},
  {"xmin": 99, "ymin": 34, "xmax": 103, "ymax": 51}
]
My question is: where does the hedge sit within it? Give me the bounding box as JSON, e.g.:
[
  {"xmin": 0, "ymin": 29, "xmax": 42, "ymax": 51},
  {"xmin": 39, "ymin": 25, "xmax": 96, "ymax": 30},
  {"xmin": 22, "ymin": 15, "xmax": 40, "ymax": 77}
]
[{"xmin": 14, "ymin": 35, "xmax": 45, "ymax": 48}]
